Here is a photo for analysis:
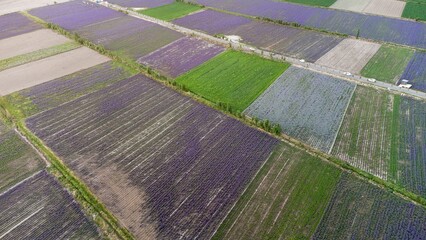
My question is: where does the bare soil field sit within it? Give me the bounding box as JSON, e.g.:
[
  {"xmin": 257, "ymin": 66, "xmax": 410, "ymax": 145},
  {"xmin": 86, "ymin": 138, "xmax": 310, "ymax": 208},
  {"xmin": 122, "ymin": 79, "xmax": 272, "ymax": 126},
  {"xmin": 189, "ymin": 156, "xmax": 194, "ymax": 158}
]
[
  {"xmin": 0, "ymin": 0, "xmax": 69, "ymax": 16},
  {"xmin": 0, "ymin": 29, "xmax": 70, "ymax": 60},
  {"xmin": 315, "ymin": 39, "xmax": 381, "ymax": 73},
  {"xmin": 331, "ymin": 0, "xmax": 372, "ymax": 12},
  {"xmin": 0, "ymin": 47, "xmax": 109, "ymax": 95},
  {"xmin": 363, "ymin": 0, "xmax": 405, "ymax": 18}
]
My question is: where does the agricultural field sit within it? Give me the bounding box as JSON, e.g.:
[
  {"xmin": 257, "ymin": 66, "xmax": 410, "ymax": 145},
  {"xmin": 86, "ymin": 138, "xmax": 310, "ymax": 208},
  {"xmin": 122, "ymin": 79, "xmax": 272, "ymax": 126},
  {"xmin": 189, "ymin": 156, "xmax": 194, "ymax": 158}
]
[
  {"xmin": 361, "ymin": 45, "xmax": 414, "ymax": 84},
  {"xmin": 363, "ymin": 0, "xmax": 406, "ymax": 18},
  {"xmin": 138, "ymin": 2, "xmax": 203, "ymax": 21},
  {"xmin": 0, "ymin": 42, "xmax": 80, "ymax": 72},
  {"xmin": 332, "ymin": 86, "xmax": 394, "ymax": 179},
  {"xmin": 26, "ymin": 75, "xmax": 279, "ymax": 239},
  {"xmin": 175, "ymin": 51, "xmax": 289, "ymax": 112},
  {"xmin": 192, "ymin": 0, "xmax": 426, "ymax": 49},
  {"xmin": 0, "ymin": 47, "xmax": 109, "ymax": 96},
  {"xmin": 29, "ymin": 0, "xmax": 125, "ymax": 31},
  {"xmin": 175, "ymin": 10, "xmax": 342, "ymax": 62},
  {"xmin": 6, "ymin": 61, "xmax": 133, "ymax": 117},
  {"xmin": 395, "ymin": 97, "xmax": 426, "ymax": 196},
  {"xmin": 313, "ymin": 173, "xmax": 426, "ymax": 239},
  {"xmin": 315, "ymin": 39, "xmax": 381, "ymax": 73},
  {"xmin": 138, "ymin": 37, "xmax": 224, "ymax": 78},
  {"xmin": 0, "ymin": 13, "xmax": 41, "ymax": 40},
  {"xmin": 331, "ymin": 0, "xmax": 372, "ymax": 12},
  {"xmin": 281, "ymin": 0, "xmax": 336, "ymax": 7},
  {"xmin": 108, "ymin": 0, "xmax": 174, "ymax": 8},
  {"xmin": 0, "ymin": 170, "xmax": 101, "ymax": 239},
  {"xmin": 173, "ymin": 9, "xmax": 251, "ymax": 35},
  {"xmin": 400, "ymin": 51, "xmax": 426, "ymax": 92},
  {"xmin": 402, "ymin": 2, "xmax": 426, "ymax": 21},
  {"xmin": 0, "ymin": 0, "xmax": 69, "ymax": 16},
  {"xmin": 0, "ymin": 29, "xmax": 70, "ymax": 60},
  {"xmin": 0, "ymin": 122, "xmax": 44, "ymax": 192},
  {"xmin": 213, "ymin": 143, "xmax": 341, "ymax": 240},
  {"xmin": 245, "ymin": 67, "xmax": 356, "ymax": 152}
]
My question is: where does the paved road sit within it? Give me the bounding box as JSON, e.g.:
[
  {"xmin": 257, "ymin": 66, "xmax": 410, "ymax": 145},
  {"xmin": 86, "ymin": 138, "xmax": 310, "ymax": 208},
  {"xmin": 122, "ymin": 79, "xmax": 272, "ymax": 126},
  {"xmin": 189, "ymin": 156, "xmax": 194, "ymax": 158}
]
[{"xmin": 98, "ymin": 1, "xmax": 426, "ymax": 101}]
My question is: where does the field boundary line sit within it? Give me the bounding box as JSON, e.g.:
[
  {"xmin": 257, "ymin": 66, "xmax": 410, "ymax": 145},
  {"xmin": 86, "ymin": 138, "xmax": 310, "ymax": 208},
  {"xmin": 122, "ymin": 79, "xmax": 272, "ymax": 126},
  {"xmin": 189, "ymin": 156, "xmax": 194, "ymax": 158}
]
[
  {"xmin": 328, "ymin": 84, "xmax": 357, "ymax": 154},
  {"xmin": 0, "ymin": 170, "xmax": 44, "ymax": 197},
  {"xmin": 0, "ymin": 206, "xmax": 44, "ymax": 239}
]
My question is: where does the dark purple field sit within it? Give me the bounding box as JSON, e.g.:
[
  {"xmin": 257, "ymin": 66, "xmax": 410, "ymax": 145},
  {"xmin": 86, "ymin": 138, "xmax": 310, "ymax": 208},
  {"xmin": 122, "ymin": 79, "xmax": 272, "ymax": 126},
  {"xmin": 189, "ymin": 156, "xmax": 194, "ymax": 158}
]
[
  {"xmin": 174, "ymin": 10, "xmax": 343, "ymax": 62},
  {"xmin": 26, "ymin": 75, "xmax": 278, "ymax": 239},
  {"xmin": 0, "ymin": 13, "xmax": 41, "ymax": 40},
  {"xmin": 400, "ymin": 52, "xmax": 426, "ymax": 92},
  {"xmin": 0, "ymin": 171, "xmax": 101, "ymax": 239},
  {"xmin": 138, "ymin": 37, "xmax": 225, "ymax": 77},
  {"xmin": 29, "ymin": 0, "xmax": 125, "ymax": 30}
]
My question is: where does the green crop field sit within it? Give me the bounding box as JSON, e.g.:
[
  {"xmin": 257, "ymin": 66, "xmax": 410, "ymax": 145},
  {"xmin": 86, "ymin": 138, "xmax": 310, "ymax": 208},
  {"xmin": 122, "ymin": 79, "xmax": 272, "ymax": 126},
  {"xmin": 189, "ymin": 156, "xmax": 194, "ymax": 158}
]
[
  {"xmin": 281, "ymin": 0, "xmax": 337, "ymax": 7},
  {"xmin": 361, "ymin": 45, "xmax": 414, "ymax": 84},
  {"xmin": 175, "ymin": 51, "xmax": 289, "ymax": 112},
  {"xmin": 332, "ymin": 86, "xmax": 394, "ymax": 180},
  {"xmin": 0, "ymin": 42, "xmax": 79, "ymax": 71},
  {"xmin": 0, "ymin": 122, "xmax": 44, "ymax": 192},
  {"xmin": 213, "ymin": 143, "xmax": 341, "ymax": 240},
  {"xmin": 403, "ymin": 2, "xmax": 426, "ymax": 21},
  {"xmin": 138, "ymin": 2, "xmax": 203, "ymax": 21}
]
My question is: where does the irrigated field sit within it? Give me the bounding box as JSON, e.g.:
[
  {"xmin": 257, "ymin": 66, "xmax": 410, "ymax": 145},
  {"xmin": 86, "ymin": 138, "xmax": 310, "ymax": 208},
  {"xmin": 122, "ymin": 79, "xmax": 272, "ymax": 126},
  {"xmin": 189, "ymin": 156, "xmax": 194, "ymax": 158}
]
[
  {"xmin": 0, "ymin": 170, "xmax": 101, "ymax": 239},
  {"xmin": 0, "ymin": 13, "xmax": 41, "ymax": 40},
  {"xmin": 138, "ymin": 2, "xmax": 203, "ymax": 21},
  {"xmin": 315, "ymin": 39, "xmax": 381, "ymax": 73},
  {"xmin": 0, "ymin": 47, "xmax": 109, "ymax": 96},
  {"xmin": 245, "ymin": 67, "xmax": 356, "ymax": 152},
  {"xmin": 138, "ymin": 37, "xmax": 224, "ymax": 78},
  {"xmin": 26, "ymin": 75, "xmax": 279, "ymax": 239},
  {"xmin": 400, "ymin": 52, "xmax": 426, "ymax": 92},
  {"xmin": 396, "ymin": 97, "xmax": 426, "ymax": 196},
  {"xmin": 361, "ymin": 45, "xmax": 414, "ymax": 84},
  {"xmin": 0, "ymin": 122, "xmax": 44, "ymax": 192},
  {"xmin": 176, "ymin": 51, "xmax": 289, "ymax": 112},
  {"xmin": 332, "ymin": 86, "xmax": 394, "ymax": 179},
  {"xmin": 213, "ymin": 143, "xmax": 341, "ymax": 240},
  {"xmin": 313, "ymin": 173, "xmax": 426, "ymax": 239},
  {"xmin": 0, "ymin": 29, "xmax": 70, "ymax": 60},
  {"xmin": 6, "ymin": 61, "xmax": 132, "ymax": 117}
]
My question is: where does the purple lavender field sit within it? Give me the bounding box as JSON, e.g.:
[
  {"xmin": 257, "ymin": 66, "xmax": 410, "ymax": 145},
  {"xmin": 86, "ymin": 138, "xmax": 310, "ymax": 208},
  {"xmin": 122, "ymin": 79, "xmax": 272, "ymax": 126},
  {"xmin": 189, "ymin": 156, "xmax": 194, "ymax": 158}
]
[
  {"xmin": 8, "ymin": 61, "xmax": 132, "ymax": 117},
  {"xmin": 173, "ymin": 9, "xmax": 251, "ymax": 35},
  {"xmin": 29, "ymin": 0, "xmax": 124, "ymax": 30},
  {"xmin": 400, "ymin": 52, "xmax": 426, "ymax": 92},
  {"xmin": 0, "ymin": 170, "xmax": 101, "ymax": 239},
  {"xmin": 397, "ymin": 97, "xmax": 426, "ymax": 197},
  {"xmin": 0, "ymin": 13, "xmax": 41, "ymax": 40},
  {"xmin": 138, "ymin": 37, "xmax": 224, "ymax": 78},
  {"xmin": 107, "ymin": 0, "xmax": 174, "ymax": 8},
  {"xmin": 174, "ymin": 10, "xmax": 342, "ymax": 62},
  {"xmin": 314, "ymin": 173, "xmax": 426, "ymax": 239},
  {"xmin": 191, "ymin": 0, "xmax": 426, "ymax": 49},
  {"xmin": 26, "ymin": 75, "xmax": 279, "ymax": 239}
]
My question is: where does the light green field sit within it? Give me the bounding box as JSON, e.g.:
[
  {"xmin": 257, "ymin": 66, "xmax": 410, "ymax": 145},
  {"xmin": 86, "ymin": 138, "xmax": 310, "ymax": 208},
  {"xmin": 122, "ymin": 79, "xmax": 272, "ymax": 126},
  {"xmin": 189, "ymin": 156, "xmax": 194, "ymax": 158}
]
[
  {"xmin": 0, "ymin": 42, "xmax": 80, "ymax": 71},
  {"xmin": 281, "ymin": 0, "xmax": 337, "ymax": 7},
  {"xmin": 175, "ymin": 51, "xmax": 289, "ymax": 112},
  {"xmin": 213, "ymin": 143, "xmax": 341, "ymax": 240},
  {"xmin": 402, "ymin": 2, "xmax": 426, "ymax": 21},
  {"xmin": 138, "ymin": 2, "xmax": 203, "ymax": 21},
  {"xmin": 361, "ymin": 45, "xmax": 414, "ymax": 84}
]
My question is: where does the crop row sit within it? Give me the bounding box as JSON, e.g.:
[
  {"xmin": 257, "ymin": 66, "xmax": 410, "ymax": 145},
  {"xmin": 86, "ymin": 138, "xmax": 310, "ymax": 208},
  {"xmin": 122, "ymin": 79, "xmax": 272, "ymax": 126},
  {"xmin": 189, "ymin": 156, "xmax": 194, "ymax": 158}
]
[
  {"xmin": 0, "ymin": 12, "xmax": 41, "ymax": 40},
  {"xmin": 26, "ymin": 75, "xmax": 279, "ymax": 239},
  {"xmin": 245, "ymin": 66, "xmax": 356, "ymax": 152},
  {"xmin": 0, "ymin": 170, "xmax": 101, "ymax": 239}
]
